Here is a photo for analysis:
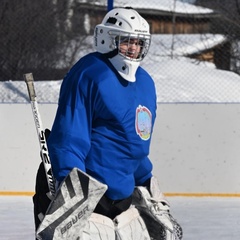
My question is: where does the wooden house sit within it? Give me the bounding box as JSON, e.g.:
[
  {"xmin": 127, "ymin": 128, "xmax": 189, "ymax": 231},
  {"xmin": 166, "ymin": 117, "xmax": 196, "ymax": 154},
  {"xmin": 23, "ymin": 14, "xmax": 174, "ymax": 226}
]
[{"xmin": 73, "ymin": 2, "xmax": 219, "ymax": 35}]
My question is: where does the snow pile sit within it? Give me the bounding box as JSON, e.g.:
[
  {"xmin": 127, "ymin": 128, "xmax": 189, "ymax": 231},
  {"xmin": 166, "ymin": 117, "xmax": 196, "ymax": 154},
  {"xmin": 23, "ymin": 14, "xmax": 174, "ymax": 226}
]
[
  {"xmin": 143, "ymin": 59, "xmax": 240, "ymax": 103},
  {"xmin": 0, "ymin": 80, "xmax": 61, "ymax": 103}
]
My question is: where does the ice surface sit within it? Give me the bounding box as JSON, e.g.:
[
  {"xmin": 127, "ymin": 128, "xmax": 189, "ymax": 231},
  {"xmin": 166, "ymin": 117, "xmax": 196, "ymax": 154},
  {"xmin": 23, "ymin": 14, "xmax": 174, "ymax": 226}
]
[{"xmin": 1, "ymin": 196, "xmax": 239, "ymax": 240}]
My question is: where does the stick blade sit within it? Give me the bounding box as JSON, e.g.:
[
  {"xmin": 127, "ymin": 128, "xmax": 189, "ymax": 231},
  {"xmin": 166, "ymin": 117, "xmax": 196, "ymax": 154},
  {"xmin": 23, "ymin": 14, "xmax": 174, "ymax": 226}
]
[
  {"xmin": 36, "ymin": 168, "xmax": 107, "ymax": 240},
  {"xmin": 23, "ymin": 73, "xmax": 36, "ymax": 101}
]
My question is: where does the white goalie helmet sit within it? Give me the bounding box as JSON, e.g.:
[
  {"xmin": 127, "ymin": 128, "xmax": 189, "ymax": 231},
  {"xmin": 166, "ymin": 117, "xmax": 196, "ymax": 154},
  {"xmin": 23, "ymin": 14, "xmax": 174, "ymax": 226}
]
[{"xmin": 94, "ymin": 7, "xmax": 151, "ymax": 82}]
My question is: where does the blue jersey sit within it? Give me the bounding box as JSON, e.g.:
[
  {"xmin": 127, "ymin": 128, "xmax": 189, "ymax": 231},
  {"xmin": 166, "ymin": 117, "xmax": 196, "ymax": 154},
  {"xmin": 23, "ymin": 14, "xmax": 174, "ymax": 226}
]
[{"xmin": 48, "ymin": 52, "xmax": 157, "ymax": 200}]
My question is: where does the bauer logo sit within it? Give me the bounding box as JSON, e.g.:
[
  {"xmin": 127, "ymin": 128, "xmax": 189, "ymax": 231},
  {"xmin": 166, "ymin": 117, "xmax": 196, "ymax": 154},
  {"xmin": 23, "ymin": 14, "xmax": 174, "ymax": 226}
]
[
  {"xmin": 60, "ymin": 206, "xmax": 89, "ymax": 235},
  {"xmin": 135, "ymin": 105, "xmax": 152, "ymax": 140}
]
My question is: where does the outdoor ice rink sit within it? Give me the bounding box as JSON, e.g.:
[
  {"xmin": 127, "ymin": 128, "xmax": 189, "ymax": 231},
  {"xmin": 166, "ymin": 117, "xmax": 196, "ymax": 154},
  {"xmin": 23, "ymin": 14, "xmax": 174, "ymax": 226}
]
[{"xmin": 0, "ymin": 196, "xmax": 239, "ymax": 239}]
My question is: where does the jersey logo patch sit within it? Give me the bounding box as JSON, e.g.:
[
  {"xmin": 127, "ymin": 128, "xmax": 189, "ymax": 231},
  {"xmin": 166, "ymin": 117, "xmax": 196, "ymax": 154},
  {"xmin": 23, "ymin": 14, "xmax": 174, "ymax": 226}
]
[{"xmin": 135, "ymin": 105, "xmax": 152, "ymax": 140}]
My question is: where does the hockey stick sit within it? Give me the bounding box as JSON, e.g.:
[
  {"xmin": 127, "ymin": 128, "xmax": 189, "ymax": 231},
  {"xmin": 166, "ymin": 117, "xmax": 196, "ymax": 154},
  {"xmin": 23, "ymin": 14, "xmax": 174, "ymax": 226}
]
[
  {"xmin": 24, "ymin": 74, "xmax": 108, "ymax": 239},
  {"xmin": 24, "ymin": 73, "xmax": 55, "ymax": 199}
]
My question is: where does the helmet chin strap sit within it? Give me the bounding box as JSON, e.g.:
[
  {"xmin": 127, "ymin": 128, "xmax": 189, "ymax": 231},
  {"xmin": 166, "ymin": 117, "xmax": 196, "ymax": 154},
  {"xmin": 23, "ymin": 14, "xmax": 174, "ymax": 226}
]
[
  {"xmin": 103, "ymin": 49, "xmax": 118, "ymax": 59},
  {"xmin": 103, "ymin": 49, "xmax": 139, "ymax": 82}
]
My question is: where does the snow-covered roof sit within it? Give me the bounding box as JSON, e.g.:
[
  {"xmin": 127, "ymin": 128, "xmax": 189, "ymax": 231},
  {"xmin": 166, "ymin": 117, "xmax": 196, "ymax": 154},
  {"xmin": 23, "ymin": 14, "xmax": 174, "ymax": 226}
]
[
  {"xmin": 114, "ymin": 0, "xmax": 213, "ymax": 14},
  {"xmin": 81, "ymin": 0, "xmax": 214, "ymax": 15},
  {"xmin": 150, "ymin": 34, "xmax": 227, "ymax": 57}
]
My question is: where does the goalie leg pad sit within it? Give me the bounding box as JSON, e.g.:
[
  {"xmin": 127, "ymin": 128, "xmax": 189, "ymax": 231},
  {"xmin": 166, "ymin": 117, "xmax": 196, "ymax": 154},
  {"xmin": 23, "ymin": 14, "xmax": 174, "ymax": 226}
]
[
  {"xmin": 83, "ymin": 213, "xmax": 115, "ymax": 240},
  {"xmin": 114, "ymin": 207, "xmax": 151, "ymax": 240},
  {"xmin": 82, "ymin": 208, "xmax": 151, "ymax": 240}
]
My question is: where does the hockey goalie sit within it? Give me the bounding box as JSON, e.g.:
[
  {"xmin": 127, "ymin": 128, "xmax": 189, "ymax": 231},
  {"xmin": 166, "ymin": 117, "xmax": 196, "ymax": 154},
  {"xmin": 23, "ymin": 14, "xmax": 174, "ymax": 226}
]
[
  {"xmin": 34, "ymin": 163, "xmax": 182, "ymax": 240},
  {"xmin": 33, "ymin": 7, "xmax": 183, "ymax": 240}
]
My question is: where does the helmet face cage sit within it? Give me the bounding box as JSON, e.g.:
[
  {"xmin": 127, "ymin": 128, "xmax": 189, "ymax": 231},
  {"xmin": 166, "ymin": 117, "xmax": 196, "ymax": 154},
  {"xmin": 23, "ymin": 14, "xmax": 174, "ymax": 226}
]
[
  {"xmin": 111, "ymin": 31, "xmax": 151, "ymax": 62},
  {"xmin": 94, "ymin": 8, "xmax": 151, "ymax": 82}
]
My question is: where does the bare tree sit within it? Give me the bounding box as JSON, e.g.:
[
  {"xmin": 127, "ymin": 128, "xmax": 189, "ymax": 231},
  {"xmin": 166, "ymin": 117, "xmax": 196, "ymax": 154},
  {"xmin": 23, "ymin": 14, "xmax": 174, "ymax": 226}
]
[
  {"xmin": 0, "ymin": 0, "xmax": 60, "ymax": 80},
  {"xmin": 0, "ymin": 0, "xmax": 90, "ymax": 80}
]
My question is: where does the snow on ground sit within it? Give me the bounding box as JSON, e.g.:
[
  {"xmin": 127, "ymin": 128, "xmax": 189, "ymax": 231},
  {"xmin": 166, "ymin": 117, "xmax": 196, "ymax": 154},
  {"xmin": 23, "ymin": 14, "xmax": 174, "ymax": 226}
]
[{"xmin": 1, "ymin": 58, "xmax": 240, "ymax": 103}]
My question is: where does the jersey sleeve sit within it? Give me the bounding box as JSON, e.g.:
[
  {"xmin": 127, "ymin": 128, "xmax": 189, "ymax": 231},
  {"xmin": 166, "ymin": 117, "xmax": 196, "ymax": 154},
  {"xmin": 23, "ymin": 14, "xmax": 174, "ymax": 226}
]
[
  {"xmin": 134, "ymin": 156, "xmax": 153, "ymax": 186},
  {"xmin": 47, "ymin": 70, "xmax": 95, "ymax": 182}
]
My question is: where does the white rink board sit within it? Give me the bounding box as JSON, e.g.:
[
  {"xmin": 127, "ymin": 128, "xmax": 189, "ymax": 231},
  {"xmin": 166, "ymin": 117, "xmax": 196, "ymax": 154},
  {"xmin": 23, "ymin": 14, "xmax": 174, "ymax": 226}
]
[
  {"xmin": 1, "ymin": 103, "xmax": 240, "ymax": 194},
  {"xmin": 150, "ymin": 104, "xmax": 240, "ymax": 194}
]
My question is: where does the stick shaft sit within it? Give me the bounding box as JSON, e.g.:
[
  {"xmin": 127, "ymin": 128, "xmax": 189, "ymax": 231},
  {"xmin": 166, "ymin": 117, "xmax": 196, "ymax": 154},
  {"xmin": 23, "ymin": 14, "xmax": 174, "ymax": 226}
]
[{"xmin": 24, "ymin": 73, "xmax": 55, "ymax": 197}]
